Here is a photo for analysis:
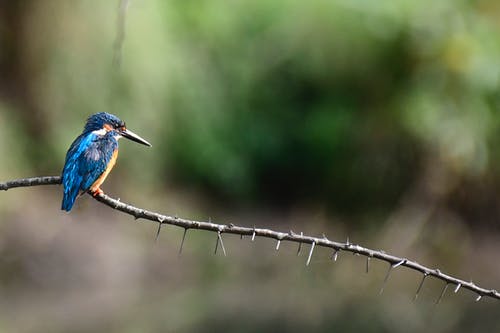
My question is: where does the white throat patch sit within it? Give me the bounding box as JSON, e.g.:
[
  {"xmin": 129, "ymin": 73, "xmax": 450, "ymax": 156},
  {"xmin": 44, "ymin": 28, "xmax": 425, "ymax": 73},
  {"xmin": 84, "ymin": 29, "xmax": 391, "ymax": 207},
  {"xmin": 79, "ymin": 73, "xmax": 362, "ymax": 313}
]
[
  {"xmin": 92, "ymin": 128, "xmax": 122, "ymax": 140},
  {"xmin": 92, "ymin": 128, "xmax": 107, "ymax": 136}
]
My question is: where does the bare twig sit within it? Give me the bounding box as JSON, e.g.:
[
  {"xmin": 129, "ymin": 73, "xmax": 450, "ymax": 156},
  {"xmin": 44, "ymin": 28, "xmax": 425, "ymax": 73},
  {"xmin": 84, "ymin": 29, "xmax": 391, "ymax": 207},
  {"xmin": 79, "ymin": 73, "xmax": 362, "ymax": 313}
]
[
  {"xmin": 113, "ymin": 0, "xmax": 131, "ymax": 67},
  {"xmin": 1, "ymin": 176, "xmax": 499, "ymax": 301}
]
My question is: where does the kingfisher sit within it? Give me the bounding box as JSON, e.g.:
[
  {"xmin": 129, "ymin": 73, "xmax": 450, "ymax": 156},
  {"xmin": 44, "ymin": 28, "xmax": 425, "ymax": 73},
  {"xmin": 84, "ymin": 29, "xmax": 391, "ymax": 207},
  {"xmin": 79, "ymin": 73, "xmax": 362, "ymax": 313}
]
[{"xmin": 61, "ymin": 112, "xmax": 151, "ymax": 211}]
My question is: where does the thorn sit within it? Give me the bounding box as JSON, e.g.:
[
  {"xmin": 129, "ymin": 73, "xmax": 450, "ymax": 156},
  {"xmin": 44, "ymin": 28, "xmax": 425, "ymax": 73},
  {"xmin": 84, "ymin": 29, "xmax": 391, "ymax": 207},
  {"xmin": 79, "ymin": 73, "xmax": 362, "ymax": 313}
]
[
  {"xmin": 346, "ymin": 236, "xmax": 350, "ymax": 245},
  {"xmin": 366, "ymin": 257, "xmax": 371, "ymax": 273},
  {"xmin": 436, "ymin": 283, "xmax": 449, "ymax": 304},
  {"xmin": 155, "ymin": 221, "xmax": 162, "ymax": 242},
  {"xmin": 275, "ymin": 239, "xmax": 281, "ymax": 251},
  {"xmin": 414, "ymin": 274, "xmax": 428, "ymax": 301},
  {"xmin": 155, "ymin": 216, "xmax": 165, "ymax": 242},
  {"xmin": 454, "ymin": 283, "xmax": 461, "ymax": 293},
  {"xmin": 296, "ymin": 232, "xmax": 303, "ymax": 256},
  {"xmin": 332, "ymin": 249, "xmax": 340, "ymax": 261},
  {"xmin": 215, "ymin": 231, "xmax": 226, "ymax": 256},
  {"xmin": 379, "ymin": 264, "xmax": 394, "ymax": 295},
  {"xmin": 240, "ymin": 234, "xmax": 244, "ymax": 240},
  {"xmin": 214, "ymin": 232, "xmax": 219, "ymax": 255},
  {"xmin": 306, "ymin": 241, "xmax": 315, "ymax": 266},
  {"xmin": 178, "ymin": 228, "xmax": 188, "ymax": 256},
  {"xmin": 475, "ymin": 295, "xmax": 482, "ymax": 302},
  {"xmin": 393, "ymin": 259, "xmax": 406, "ymax": 268},
  {"xmin": 379, "ymin": 260, "xmax": 405, "ymax": 288},
  {"xmin": 251, "ymin": 227, "xmax": 256, "ymax": 241}
]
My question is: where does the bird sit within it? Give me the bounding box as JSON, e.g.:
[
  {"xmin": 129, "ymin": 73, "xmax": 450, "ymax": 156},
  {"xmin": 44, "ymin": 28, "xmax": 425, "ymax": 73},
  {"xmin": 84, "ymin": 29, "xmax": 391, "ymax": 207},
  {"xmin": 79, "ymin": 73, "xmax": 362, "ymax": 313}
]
[{"xmin": 61, "ymin": 112, "xmax": 151, "ymax": 211}]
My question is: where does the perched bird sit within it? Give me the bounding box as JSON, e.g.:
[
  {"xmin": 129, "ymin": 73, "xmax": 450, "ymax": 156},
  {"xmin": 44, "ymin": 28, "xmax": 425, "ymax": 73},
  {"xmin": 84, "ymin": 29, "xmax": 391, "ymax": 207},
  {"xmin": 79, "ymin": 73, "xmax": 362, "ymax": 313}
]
[{"xmin": 61, "ymin": 112, "xmax": 151, "ymax": 211}]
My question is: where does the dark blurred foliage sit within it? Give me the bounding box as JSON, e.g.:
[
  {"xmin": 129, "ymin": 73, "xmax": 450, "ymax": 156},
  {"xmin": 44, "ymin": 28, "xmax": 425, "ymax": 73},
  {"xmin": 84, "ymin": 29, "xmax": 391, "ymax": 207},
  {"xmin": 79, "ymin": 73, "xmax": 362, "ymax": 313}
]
[
  {"xmin": 165, "ymin": 9, "xmax": 419, "ymax": 214},
  {"xmin": 159, "ymin": 0, "xmax": 500, "ymax": 229},
  {"xmin": 0, "ymin": 1, "xmax": 499, "ymax": 332}
]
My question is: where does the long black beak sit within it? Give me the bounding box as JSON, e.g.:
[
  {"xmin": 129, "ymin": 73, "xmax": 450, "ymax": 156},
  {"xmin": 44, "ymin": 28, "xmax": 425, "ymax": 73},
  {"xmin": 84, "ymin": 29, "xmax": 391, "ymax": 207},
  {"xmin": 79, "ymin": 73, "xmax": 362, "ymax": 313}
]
[{"xmin": 120, "ymin": 128, "xmax": 152, "ymax": 147}]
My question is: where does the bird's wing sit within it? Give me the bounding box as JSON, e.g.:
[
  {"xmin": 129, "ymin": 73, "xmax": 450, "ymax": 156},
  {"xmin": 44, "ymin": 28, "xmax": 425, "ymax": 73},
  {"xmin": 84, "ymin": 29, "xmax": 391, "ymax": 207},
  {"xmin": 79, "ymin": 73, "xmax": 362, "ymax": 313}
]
[
  {"xmin": 79, "ymin": 139, "xmax": 110, "ymax": 191},
  {"xmin": 62, "ymin": 133, "xmax": 117, "ymax": 211},
  {"xmin": 61, "ymin": 133, "xmax": 98, "ymax": 211}
]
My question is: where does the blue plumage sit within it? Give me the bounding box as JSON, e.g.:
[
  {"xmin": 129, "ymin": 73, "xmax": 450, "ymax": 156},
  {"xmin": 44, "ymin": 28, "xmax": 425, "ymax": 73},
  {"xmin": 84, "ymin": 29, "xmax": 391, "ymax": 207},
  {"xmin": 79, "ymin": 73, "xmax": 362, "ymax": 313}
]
[
  {"xmin": 84, "ymin": 112, "xmax": 125, "ymax": 133},
  {"xmin": 61, "ymin": 132, "xmax": 117, "ymax": 211},
  {"xmin": 61, "ymin": 113, "xmax": 151, "ymax": 212}
]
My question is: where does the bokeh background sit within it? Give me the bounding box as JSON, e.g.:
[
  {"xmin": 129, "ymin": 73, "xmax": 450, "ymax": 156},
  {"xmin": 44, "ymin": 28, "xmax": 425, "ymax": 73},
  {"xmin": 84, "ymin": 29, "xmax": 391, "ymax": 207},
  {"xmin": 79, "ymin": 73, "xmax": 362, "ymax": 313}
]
[{"xmin": 1, "ymin": 0, "xmax": 499, "ymax": 332}]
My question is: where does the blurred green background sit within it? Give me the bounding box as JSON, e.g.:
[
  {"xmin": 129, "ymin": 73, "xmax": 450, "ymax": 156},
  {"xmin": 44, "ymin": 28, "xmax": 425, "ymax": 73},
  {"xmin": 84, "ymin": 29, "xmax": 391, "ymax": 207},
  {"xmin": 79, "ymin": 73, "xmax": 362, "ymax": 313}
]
[{"xmin": 0, "ymin": 0, "xmax": 499, "ymax": 332}]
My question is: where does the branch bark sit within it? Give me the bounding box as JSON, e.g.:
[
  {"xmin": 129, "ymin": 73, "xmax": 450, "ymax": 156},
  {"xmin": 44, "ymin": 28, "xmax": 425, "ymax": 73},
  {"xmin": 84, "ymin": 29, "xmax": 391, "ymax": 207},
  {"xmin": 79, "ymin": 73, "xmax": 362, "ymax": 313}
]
[{"xmin": 1, "ymin": 176, "xmax": 499, "ymax": 301}]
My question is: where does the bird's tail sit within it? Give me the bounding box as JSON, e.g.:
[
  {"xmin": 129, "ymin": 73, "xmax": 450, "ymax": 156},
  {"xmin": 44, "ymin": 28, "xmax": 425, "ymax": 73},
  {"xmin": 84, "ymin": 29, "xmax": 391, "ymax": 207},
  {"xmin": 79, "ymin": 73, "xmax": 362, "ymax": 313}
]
[
  {"xmin": 61, "ymin": 193, "xmax": 76, "ymax": 212},
  {"xmin": 61, "ymin": 179, "xmax": 79, "ymax": 212}
]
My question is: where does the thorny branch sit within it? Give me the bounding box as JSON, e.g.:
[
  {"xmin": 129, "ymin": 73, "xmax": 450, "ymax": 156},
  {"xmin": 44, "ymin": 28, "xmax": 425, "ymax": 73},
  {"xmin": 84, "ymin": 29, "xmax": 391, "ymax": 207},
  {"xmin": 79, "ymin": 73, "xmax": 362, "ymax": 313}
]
[{"xmin": 1, "ymin": 176, "xmax": 499, "ymax": 301}]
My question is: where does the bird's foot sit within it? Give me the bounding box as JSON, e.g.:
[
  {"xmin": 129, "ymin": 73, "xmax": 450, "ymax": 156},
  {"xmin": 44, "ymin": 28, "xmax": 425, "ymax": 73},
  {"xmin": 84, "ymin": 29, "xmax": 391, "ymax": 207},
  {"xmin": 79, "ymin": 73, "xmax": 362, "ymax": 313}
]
[{"xmin": 91, "ymin": 187, "xmax": 104, "ymax": 196}]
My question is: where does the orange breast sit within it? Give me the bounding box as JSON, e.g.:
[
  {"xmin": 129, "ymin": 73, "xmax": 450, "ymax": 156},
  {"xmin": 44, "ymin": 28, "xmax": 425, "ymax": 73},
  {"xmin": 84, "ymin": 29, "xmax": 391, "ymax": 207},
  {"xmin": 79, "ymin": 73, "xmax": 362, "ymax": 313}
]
[{"xmin": 90, "ymin": 149, "xmax": 119, "ymax": 192}]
